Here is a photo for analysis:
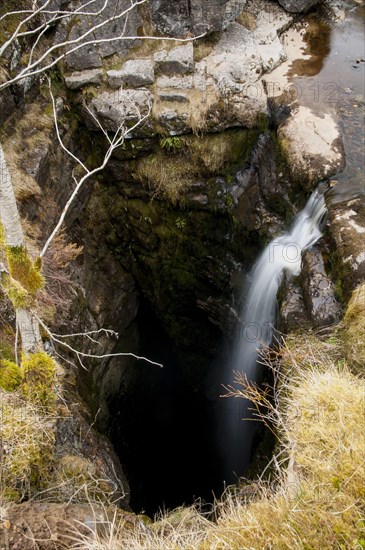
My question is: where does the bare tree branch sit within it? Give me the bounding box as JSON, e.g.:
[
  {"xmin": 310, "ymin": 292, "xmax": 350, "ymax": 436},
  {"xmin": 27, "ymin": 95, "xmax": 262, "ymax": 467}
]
[
  {"xmin": 37, "ymin": 316, "xmax": 163, "ymax": 368},
  {"xmin": 0, "ymin": 0, "xmax": 205, "ymax": 91},
  {"xmin": 39, "ymin": 79, "xmax": 152, "ymax": 258}
]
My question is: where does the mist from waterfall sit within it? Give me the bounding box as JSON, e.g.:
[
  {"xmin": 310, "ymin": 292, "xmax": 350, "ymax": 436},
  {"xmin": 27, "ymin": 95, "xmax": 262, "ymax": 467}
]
[{"xmin": 221, "ymin": 188, "xmax": 327, "ymax": 482}]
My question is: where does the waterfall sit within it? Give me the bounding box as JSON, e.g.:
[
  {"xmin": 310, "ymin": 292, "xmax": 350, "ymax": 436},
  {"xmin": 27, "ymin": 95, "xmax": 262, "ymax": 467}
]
[{"xmin": 221, "ymin": 188, "xmax": 327, "ymax": 482}]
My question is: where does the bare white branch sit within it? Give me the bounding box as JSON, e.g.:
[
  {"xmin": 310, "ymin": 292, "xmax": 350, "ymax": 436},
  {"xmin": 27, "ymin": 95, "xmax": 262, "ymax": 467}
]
[
  {"xmin": 40, "ymin": 82, "xmax": 152, "ymax": 259},
  {"xmin": 0, "ymin": 0, "xmax": 205, "ymax": 92},
  {"xmin": 37, "ymin": 316, "xmax": 163, "ymax": 368}
]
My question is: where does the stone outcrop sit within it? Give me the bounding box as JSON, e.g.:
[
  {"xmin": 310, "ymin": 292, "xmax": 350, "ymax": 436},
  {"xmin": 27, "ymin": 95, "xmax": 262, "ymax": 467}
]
[
  {"xmin": 87, "ymin": 89, "xmax": 153, "ymax": 134},
  {"xmin": 277, "ymin": 0, "xmax": 321, "ymax": 13},
  {"xmin": 327, "ymin": 197, "xmax": 365, "ymax": 289},
  {"xmin": 280, "ymin": 278, "xmax": 310, "ymax": 331},
  {"xmin": 107, "ymin": 59, "xmax": 155, "ymax": 88},
  {"xmin": 278, "ymin": 106, "xmax": 346, "ymax": 189},
  {"xmin": 301, "ymin": 247, "xmax": 341, "ymax": 327},
  {"xmin": 78, "ymin": 0, "xmax": 295, "ymax": 136},
  {"xmin": 149, "ymin": 0, "xmax": 248, "ymax": 36},
  {"xmin": 65, "ymin": 69, "xmax": 103, "ymax": 90},
  {"xmin": 58, "ymin": 0, "xmax": 142, "ymax": 72},
  {"xmin": 154, "ymin": 43, "xmax": 194, "ymax": 75}
]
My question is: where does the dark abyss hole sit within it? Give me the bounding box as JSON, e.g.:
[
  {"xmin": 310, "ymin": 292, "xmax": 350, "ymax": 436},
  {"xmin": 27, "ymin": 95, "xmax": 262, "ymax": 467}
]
[
  {"xmin": 107, "ymin": 301, "xmax": 270, "ymax": 516},
  {"xmin": 107, "ymin": 301, "xmax": 225, "ymax": 516}
]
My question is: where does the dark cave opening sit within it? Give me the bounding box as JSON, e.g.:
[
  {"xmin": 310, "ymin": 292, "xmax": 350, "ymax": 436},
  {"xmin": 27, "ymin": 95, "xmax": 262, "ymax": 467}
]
[
  {"xmin": 107, "ymin": 301, "xmax": 269, "ymax": 516},
  {"xmin": 107, "ymin": 301, "xmax": 224, "ymax": 515}
]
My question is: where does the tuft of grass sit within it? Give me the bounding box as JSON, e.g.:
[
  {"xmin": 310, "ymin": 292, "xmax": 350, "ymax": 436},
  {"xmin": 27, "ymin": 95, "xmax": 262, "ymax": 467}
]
[
  {"xmin": 46, "ymin": 454, "xmax": 121, "ymax": 506},
  {"xmin": 236, "ymin": 11, "xmax": 257, "ymax": 30},
  {"xmin": 0, "ymin": 391, "xmax": 55, "ymax": 501},
  {"xmin": 188, "ymin": 89, "xmax": 221, "ymax": 135},
  {"xmin": 341, "ymin": 282, "xmax": 365, "ymax": 373},
  {"xmin": 135, "ymin": 152, "xmax": 194, "ymax": 205}
]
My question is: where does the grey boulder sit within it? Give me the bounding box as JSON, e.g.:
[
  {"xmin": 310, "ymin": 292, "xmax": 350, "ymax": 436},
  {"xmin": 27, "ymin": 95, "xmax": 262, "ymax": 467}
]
[{"xmin": 277, "ymin": 0, "xmax": 322, "ymax": 13}]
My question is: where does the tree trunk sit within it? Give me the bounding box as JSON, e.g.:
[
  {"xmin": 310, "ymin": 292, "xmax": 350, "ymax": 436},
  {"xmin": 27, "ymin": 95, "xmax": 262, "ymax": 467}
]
[
  {"xmin": 0, "ymin": 141, "xmax": 43, "ymax": 354},
  {"xmin": 0, "ymin": 143, "xmax": 24, "ymax": 246}
]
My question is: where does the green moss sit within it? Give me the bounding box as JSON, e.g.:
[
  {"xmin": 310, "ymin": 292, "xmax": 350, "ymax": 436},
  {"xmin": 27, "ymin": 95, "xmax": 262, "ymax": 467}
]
[
  {"xmin": 1, "ymin": 272, "xmax": 29, "ymax": 308},
  {"xmin": 6, "ymin": 245, "xmax": 44, "ymax": 296},
  {"xmin": 21, "ymin": 351, "xmax": 56, "ymax": 410},
  {"xmin": 0, "ymin": 341, "xmax": 15, "ymax": 362},
  {"xmin": 0, "ymin": 359, "xmax": 21, "ymax": 391}
]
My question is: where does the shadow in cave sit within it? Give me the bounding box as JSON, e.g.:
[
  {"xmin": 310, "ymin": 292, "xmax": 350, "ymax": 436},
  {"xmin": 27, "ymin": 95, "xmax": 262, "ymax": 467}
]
[{"xmin": 107, "ymin": 301, "xmax": 225, "ymax": 516}]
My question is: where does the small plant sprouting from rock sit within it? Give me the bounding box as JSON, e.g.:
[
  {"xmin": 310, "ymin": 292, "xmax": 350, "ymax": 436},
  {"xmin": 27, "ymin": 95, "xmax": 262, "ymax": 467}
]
[
  {"xmin": 175, "ymin": 217, "xmax": 186, "ymax": 230},
  {"xmin": 159, "ymin": 136, "xmax": 182, "ymax": 153}
]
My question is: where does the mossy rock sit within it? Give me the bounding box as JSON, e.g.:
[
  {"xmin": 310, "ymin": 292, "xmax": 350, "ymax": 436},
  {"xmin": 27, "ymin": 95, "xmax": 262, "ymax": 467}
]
[
  {"xmin": 48, "ymin": 454, "xmax": 118, "ymax": 505},
  {"xmin": 21, "ymin": 351, "xmax": 56, "ymax": 410},
  {"xmin": 0, "ymin": 359, "xmax": 21, "ymax": 391}
]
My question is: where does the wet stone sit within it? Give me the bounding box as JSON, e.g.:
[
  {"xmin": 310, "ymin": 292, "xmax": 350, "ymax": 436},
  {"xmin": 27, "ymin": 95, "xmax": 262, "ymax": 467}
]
[
  {"xmin": 280, "ymin": 278, "xmax": 310, "ymax": 331},
  {"xmin": 301, "ymin": 247, "xmax": 341, "ymax": 327}
]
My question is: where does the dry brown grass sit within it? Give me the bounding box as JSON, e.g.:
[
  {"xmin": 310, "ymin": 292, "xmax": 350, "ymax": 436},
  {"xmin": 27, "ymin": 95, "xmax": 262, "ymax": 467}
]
[
  {"xmin": 135, "ymin": 152, "xmax": 194, "ymax": 204},
  {"xmin": 0, "ymin": 391, "xmax": 56, "ymax": 502},
  {"xmin": 236, "ymin": 12, "xmax": 257, "ymax": 31},
  {"xmin": 1, "ymin": 102, "xmax": 53, "ymax": 203},
  {"xmin": 341, "ymin": 282, "xmax": 365, "ymax": 373},
  {"xmin": 187, "ymin": 88, "xmax": 221, "ymax": 135},
  {"xmin": 152, "ymin": 87, "xmax": 220, "ymax": 137}
]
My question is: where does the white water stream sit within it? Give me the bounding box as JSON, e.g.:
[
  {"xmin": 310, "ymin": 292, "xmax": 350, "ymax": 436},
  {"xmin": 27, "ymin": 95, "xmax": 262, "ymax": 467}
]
[{"xmin": 223, "ymin": 188, "xmax": 327, "ymax": 481}]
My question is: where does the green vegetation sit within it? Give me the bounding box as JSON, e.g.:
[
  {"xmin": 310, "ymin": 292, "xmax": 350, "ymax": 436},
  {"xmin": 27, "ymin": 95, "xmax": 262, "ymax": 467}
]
[
  {"xmin": 134, "ymin": 129, "xmax": 258, "ymax": 204},
  {"xmin": 0, "ymin": 359, "xmax": 21, "ymax": 391},
  {"xmin": 6, "ymin": 246, "xmax": 44, "ymax": 296},
  {"xmin": 159, "ymin": 136, "xmax": 182, "ymax": 153},
  {"xmin": 21, "ymin": 351, "xmax": 56, "ymax": 411},
  {"xmin": 1, "ymin": 273, "xmax": 29, "ymax": 308}
]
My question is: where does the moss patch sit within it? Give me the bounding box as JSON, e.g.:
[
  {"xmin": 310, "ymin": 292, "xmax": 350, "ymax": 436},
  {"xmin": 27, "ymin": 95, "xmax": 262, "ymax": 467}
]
[
  {"xmin": 1, "ymin": 273, "xmax": 29, "ymax": 309},
  {"xmin": 21, "ymin": 351, "xmax": 56, "ymax": 411},
  {"xmin": 0, "ymin": 359, "xmax": 21, "ymax": 391},
  {"xmin": 6, "ymin": 246, "xmax": 44, "ymax": 295}
]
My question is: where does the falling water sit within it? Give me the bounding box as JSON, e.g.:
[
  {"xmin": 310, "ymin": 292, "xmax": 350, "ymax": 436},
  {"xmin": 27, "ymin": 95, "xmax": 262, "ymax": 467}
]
[{"xmin": 222, "ymin": 188, "xmax": 327, "ymax": 482}]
